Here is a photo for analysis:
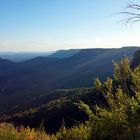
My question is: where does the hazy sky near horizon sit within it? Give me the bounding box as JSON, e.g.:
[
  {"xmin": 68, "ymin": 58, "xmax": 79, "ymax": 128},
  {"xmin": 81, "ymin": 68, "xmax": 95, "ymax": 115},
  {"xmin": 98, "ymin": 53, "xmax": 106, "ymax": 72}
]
[{"xmin": 0, "ymin": 0, "xmax": 140, "ymax": 51}]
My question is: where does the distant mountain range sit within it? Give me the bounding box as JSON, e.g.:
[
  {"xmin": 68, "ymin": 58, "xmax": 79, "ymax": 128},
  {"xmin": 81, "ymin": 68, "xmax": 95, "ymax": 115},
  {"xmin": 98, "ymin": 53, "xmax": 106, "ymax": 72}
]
[
  {"xmin": 0, "ymin": 52, "xmax": 54, "ymax": 62},
  {"xmin": 48, "ymin": 49, "xmax": 80, "ymax": 58},
  {"xmin": 0, "ymin": 49, "xmax": 80, "ymax": 62},
  {"xmin": 0, "ymin": 47, "xmax": 139, "ymax": 116}
]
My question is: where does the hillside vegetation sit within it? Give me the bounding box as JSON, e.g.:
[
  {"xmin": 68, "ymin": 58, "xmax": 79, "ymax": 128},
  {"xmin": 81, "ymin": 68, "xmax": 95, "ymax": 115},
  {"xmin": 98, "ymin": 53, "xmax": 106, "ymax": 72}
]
[{"xmin": 1, "ymin": 53, "xmax": 140, "ymax": 139}]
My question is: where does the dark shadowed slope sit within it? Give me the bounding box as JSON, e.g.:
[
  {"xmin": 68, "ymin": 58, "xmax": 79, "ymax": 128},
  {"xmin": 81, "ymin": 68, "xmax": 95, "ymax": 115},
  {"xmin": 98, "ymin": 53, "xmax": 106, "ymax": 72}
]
[
  {"xmin": 132, "ymin": 49, "xmax": 140, "ymax": 68},
  {"xmin": 1, "ymin": 88, "xmax": 108, "ymax": 133}
]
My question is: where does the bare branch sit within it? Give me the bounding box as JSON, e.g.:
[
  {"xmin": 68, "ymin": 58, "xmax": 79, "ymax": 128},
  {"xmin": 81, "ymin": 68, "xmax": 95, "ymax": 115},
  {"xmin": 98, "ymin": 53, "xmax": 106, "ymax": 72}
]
[
  {"xmin": 127, "ymin": 3, "xmax": 140, "ymax": 10},
  {"xmin": 120, "ymin": 3, "xmax": 140, "ymax": 25}
]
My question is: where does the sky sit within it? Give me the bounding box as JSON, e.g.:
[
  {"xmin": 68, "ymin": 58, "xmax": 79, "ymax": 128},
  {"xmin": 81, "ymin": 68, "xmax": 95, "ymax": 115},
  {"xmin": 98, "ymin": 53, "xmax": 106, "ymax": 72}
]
[{"xmin": 0, "ymin": 0, "xmax": 140, "ymax": 52}]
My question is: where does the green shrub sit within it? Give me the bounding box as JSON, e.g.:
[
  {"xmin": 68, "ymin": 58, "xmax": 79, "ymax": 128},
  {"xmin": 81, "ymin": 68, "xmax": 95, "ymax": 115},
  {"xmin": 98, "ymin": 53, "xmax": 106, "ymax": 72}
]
[{"xmin": 56, "ymin": 124, "xmax": 91, "ymax": 140}]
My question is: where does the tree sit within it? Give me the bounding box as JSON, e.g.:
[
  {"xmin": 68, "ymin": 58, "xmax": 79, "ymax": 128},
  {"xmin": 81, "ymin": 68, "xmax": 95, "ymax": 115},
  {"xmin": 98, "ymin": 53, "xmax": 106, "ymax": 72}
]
[
  {"xmin": 113, "ymin": 57, "xmax": 132, "ymax": 95},
  {"xmin": 121, "ymin": 3, "xmax": 140, "ymax": 25}
]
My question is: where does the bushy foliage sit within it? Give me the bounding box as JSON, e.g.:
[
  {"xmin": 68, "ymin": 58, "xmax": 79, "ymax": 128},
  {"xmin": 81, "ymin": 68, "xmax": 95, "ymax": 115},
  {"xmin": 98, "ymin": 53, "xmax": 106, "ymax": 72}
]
[
  {"xmin": 56, "ymin": 124, "xmax": 90, "ymax": 140},
  {"xmin": 85, "ymin": 57, "xmax": 140, "ymax": 140},
  {"xmin": 0, "ymin": 123, "xmax": 57, "ymax": 140}
]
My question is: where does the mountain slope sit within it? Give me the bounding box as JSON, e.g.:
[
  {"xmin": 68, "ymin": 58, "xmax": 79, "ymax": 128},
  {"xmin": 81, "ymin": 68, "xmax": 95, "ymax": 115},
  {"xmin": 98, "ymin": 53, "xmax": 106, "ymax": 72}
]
[{"xmin": 0, "ymin": 47, "xmax": 139, "ymax": 115}]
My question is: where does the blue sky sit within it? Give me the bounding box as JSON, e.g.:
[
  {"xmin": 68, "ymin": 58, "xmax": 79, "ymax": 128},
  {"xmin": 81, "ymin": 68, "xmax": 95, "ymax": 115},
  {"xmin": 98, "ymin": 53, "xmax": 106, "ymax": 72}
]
[{"xmin": 0, "ymin": 0, "xmax": 140, "ymax": 51}]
